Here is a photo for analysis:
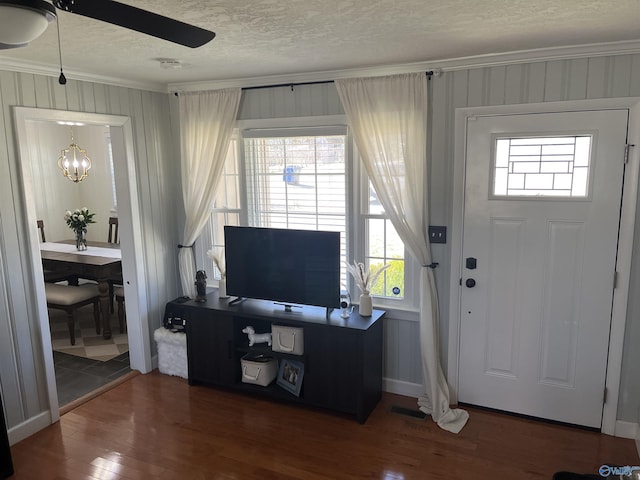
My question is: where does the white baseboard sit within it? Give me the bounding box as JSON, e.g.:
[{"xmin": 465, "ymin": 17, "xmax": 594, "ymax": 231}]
[
  {"xmin": 383, "ymin": 378, "xmax": 423, "ymax": 398},
  {"xmin": 614, "ymin": 420, "xmax": 639, "ymax": 439},
  {"xmin": 7, "ymin": 411, "xmax": 52, "ymax": 446}
]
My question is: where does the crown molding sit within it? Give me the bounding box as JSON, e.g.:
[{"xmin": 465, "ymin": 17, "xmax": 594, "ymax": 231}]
[
  {"xmin": 169, "ymin": 39, "xmax": 640, "ymax": 93},
  {"xmin": 2, "ymin": 39, "xmax": 640, "ymax": 94},
  {"xmin": 434, "ymin": 39, "xmax": 640, "ymax": 72},
  {"xmin": 0, "ymin": 57, "xmax": 166, "ymax": 92}
]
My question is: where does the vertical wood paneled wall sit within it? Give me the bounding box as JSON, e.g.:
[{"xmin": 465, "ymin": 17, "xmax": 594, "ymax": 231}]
[
  {"xmin": 235, "ymin": 53, "xmax": 640, "ymax": 421},
  {"xmin": 2, "ymin": 51, "xmax": 640, "ymax": 438},
  {"xmin": 0, "ymin": 72, "xmax": 180, "ymax": 431}
]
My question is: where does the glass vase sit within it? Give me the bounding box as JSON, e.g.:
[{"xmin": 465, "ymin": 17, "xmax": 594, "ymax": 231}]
[{"xmin": 75, "ymin": 229, "xmax": 87, "ymax": 251}]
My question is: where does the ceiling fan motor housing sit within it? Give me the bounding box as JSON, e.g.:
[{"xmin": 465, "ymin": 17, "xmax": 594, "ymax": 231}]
[
  {"xmin": 1, "ymin": 0, "xmax": 215, "ymax": 50},
  {"xmin": 0, "ymin": 0, "xmax": 56, "ymax": 48}
]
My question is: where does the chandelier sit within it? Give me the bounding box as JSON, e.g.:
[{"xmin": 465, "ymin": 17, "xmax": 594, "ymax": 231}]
[{"xmin": 57, "ymin": 128, "xmax": 91, "ymax": 183}]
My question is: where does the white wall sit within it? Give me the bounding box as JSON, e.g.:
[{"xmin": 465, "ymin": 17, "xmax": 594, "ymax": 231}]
[{"xmin": 26, "ymin": 122, "xmax": 114, "ymax": 243}]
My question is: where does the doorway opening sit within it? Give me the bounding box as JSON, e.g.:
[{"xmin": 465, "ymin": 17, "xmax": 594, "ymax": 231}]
[{"xmin": 14, "ymin": 107, "xmax": 152, "ymax": 423}]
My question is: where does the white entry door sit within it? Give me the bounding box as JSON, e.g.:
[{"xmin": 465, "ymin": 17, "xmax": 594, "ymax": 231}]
[{"xmin": 458, "ymin": 109, "xmax": 628, "ymax": 428}]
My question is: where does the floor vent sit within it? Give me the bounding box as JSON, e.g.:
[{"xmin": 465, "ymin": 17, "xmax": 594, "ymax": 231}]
[{"xmin": 390, "ymin": 406, "xmax": 427, "ymax": 418}]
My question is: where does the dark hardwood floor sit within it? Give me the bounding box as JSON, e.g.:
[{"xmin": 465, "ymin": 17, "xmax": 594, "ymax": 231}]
[{"xmin": 9, "ymin": 371, "xmax": 639, "ymax": 479}]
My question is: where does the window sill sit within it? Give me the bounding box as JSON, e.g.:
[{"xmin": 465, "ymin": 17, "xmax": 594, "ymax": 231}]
[{"xmin": 369, "ymin": 303, "xmax": 419, "ymax": 322}]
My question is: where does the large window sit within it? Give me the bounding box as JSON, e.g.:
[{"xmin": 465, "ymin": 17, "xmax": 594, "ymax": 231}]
[
  {"xmin": 243, "ymin": 127, "xmax": 347, "ymax": 287},
  {"xmin": 195, "ymin": 118, "xmax": 415, "ymax": 310}
]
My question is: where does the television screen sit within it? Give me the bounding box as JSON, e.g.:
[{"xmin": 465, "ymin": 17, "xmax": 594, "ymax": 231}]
[{"xmin": 224, "ymin": 226, "xmax": 341, "ymax": 308}]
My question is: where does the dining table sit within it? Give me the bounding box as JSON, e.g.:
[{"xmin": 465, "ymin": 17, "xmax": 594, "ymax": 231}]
[{"xmin": 40, "ymin": 241, "xmax": 122, "ymax": 340}]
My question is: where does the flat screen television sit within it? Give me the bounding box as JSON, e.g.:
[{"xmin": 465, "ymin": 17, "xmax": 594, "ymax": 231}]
[{"xmin": 224, "ymin": 226, "xmax": 341, "ymax": 309}]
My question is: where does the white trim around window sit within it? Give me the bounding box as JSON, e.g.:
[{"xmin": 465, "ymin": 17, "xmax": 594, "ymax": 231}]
[{"xmin": 192, "ymin": 115, "xmax": 421, "ymax": 317}]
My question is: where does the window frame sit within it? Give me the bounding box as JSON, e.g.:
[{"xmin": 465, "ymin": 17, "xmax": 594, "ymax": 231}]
[
  {"xmin": 194, "ymin": 129, "xmax": 245, "ymax": 282},
  {"xmin": 351, "ymin": 147, "xmax": 420, "ymax": 312},
  {"xmin": 194, "ymin": 115, "xmax": 419, "ymax": 313}
]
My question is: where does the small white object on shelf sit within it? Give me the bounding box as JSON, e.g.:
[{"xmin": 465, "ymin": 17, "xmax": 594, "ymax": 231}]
[{"xmin": 242, "ymin": 325, "xmax": 272, "ymax": 346}]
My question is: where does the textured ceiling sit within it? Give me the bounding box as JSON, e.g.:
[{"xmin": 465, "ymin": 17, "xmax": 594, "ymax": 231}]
[{"xmin": 0, "ymin": 0, "xmax": 639, "ymax": 90}]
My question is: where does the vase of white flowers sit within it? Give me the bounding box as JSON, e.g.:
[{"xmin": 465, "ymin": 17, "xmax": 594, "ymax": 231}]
[
  {"xmin": 64, "ymin": 208, "xmax": 95, "ymax": 251},
  {"xmin": 345, "ymin": 260, "xmax": 390, "ymax": 316},
  {"xmin": 207, "ymin": 247, "xmax": 228, "ymax": 299}
]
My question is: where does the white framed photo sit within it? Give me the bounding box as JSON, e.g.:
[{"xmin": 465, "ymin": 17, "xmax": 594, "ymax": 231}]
[{"xmin": 276, "ymin": 358, "xmax": 304, "ymax": 396}]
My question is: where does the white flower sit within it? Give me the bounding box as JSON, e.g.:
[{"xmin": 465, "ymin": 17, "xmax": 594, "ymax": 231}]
[
  {"xmin": 64, "ymin": 207, "xmax": 95, "ymax": 232},
  {"xmin": 345, "ymin": 260, "xmax": 390, "ymax": 295},
  {"xmin": 207, "ymin": 247, "xmax": 226, "ymax": 278}
]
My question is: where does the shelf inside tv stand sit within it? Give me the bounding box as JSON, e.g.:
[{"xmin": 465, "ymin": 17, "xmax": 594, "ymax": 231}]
[{"xmin": 167, "ymin": 292, "xmax": 385, "ymax": 423}]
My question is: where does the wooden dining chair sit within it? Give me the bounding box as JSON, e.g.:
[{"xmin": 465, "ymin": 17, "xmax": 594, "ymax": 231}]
[
  {"xmin": 37, "ymin": 219, "xmax": 46, "ymax": 242},
  {"xmin": 37, "ymin": 220, "xmax": 77, "ymax": 285},
  {"xmin": 114, "ymin": 286, "xmax": 126, "ymax": 333},
  {"xmin": 45, "ymin": 283, "xmax": 101, "ymax": 345},
  {"xmin": 108, "ymin": 217, "xmax": 119, "ymax": 244},
  {"xmin": 107, "ymin": 216, "xmax": 123, "ymax": 314}
]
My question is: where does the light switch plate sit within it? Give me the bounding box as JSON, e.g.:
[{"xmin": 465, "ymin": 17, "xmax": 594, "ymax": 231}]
[{"xmin": 428, "ymin": 226, "xmax": 447, "ymax": 244}]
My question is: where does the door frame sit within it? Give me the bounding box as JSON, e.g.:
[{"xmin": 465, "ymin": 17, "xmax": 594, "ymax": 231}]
[
  {"xmin": 447, "ymin": 98, "xmax": 640, "ymax": 436},
  {"xmin": 13, "ymin": 107, "xmax": 153, "ymax": 425}
]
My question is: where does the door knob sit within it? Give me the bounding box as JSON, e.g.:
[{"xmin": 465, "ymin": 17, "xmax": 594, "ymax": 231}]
[{"xmin": 465, "ymin": 278, "xmax": 476, "ymax": 288}]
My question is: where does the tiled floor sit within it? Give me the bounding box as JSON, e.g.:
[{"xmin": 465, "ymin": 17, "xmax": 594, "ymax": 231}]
[
  {"xmin": 53, "ymin": 350, "xmax": 131, "ymax": 407},
  {"xmin": 49, "ymin": 295, "xmax": 131, "ymax": 407},
  {"xmin": 50, "ymin": 304, "xmax": 129, "ymax": 362}
]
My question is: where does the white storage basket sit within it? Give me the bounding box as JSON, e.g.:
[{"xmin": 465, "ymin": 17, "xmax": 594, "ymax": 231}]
[
  {"xmin": 154, "ymin": 327, "xmax": 188, "ymax": 379},
  {"xmin": 272, "ymin": 325, "xmax": 304, "ymax": 355},
  {"xmin": 241, "ymin": 353, "xmax": 277, "ymax": 386}
]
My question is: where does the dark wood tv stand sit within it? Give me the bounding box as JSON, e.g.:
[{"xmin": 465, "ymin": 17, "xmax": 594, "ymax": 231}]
[{"xmin": 165, "ymin": 292, "xmax": 385, "ymax": 423}]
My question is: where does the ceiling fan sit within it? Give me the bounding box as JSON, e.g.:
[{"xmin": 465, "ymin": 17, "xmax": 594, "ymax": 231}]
[{"xmin": 0, "ymin": 0, "xmax": 216, "ymax": 49}]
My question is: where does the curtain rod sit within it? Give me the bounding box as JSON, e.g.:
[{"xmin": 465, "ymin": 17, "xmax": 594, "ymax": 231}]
[
  {"xmin": 173, "ymin": 71, "xmax": 435, "ymax": 95},
  {"xmin": 241, "ymin": 71, "xmax": 435, "ymax": 91}
]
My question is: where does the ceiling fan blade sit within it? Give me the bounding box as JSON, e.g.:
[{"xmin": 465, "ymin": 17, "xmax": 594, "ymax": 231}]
[
  {"xmin": 0, "ymin": 43, "xmax": 26, "ymax": 50},
  {"xmin": 52, "ymin": 0, "xmax": 215, "ymax": 48}
]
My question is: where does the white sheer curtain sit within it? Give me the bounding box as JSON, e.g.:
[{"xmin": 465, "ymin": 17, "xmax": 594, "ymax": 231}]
[
  {"xmin": 178, "ymin": 88, "xmax": 242, "ymax": 297},
  {"xmin": 335, "ymin": 73, "xmax": 468, "ymax": 433}
]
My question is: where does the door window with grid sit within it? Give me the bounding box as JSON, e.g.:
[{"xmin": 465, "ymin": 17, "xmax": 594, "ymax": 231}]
[{"xmin": 492, "ymin": 135, "xmax": 593, "ymax": 198}]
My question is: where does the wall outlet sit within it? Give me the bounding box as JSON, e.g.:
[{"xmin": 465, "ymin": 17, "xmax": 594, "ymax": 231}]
[{"xmin": 428, "ymin": 226, "xmax": 447, "ymax": 244}]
